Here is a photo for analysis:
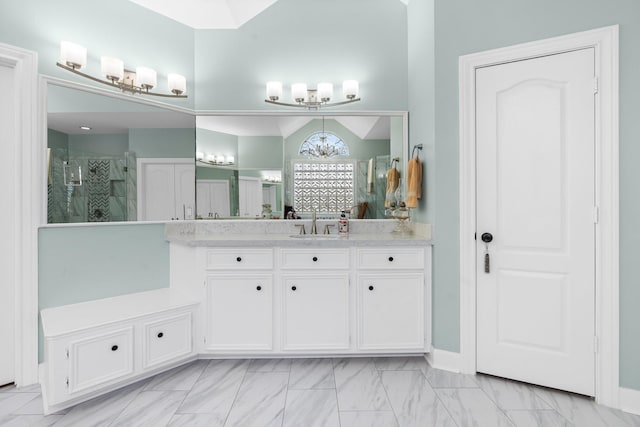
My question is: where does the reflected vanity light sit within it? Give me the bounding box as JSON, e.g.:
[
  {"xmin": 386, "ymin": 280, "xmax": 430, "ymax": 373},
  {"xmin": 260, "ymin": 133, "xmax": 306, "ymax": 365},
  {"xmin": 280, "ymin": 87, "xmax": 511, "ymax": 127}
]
[
  {"xmin": 57, "ymin": 41, "xmax": 187, "ymax": 98},
  {"xmin": 197, "ymin": 152, "xmax": 235, "ymax": 166},
  {"xmin": 265, "ymin": 79, "xmax": 360, "ymax": 109}
]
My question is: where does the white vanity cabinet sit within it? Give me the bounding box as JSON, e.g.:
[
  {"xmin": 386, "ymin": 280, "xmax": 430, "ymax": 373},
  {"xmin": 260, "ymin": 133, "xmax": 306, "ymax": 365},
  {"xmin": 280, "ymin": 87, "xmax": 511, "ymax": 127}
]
[
  {"xmin": 204, "ymin": 248, "xmax": 274, "ymax": 352},
  {"xmin": 356, "ymin": 247, "xmax": 430, "ymax": 351},
  {"xmin": 171, "ymin": 233, "xmax": 432, "ymax": 358},
  {"xmin": 280, "ymin": 248, "xmax": 350, "ymax": 351},
  {"xmin": 40, "ymin": 289, "xmax": 198, "ymax": 414},
  {"xmin": 206, "ymin": 275, "xmax": 273, "ymax": 351}
]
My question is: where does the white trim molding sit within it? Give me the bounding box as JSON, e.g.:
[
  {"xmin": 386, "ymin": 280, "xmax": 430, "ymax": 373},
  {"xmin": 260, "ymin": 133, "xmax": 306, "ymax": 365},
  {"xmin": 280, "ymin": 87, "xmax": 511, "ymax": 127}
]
[
  {"xmin": 425, "ymin": 348, "xmax": 461, "ymax": 373},
  {"xmin": 620, "ymin": 387, "xmax": 640, "ymax": 416},
  {"xmin": 0, "ymin": 42, "xmax": 39, "ymax": 386},
  {"xmin": 458, "ymin": 26, "xmax": 619, "ymax": 407}
]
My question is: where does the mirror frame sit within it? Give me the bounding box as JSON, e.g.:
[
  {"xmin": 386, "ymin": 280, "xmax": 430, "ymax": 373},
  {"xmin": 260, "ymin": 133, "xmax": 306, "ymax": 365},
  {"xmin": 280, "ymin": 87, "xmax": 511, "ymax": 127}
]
[{"xmin": 41, "ymin": 76, "xmax": 409, "ymax": 223}]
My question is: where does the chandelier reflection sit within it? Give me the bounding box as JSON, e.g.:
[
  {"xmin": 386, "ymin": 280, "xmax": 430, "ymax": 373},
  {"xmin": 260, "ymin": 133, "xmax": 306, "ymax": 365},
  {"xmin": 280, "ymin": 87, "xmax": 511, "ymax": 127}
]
[{"xmin": 299, "ymin": 117, "xmax": 349, "ymax": 158}]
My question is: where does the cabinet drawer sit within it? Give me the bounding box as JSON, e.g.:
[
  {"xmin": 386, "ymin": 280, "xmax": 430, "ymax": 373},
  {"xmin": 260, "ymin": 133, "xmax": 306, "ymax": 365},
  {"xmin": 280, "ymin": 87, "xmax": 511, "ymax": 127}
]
[
  {"xmin": 280, "ymin": 248, "xmax": 349, "ymax": 270},
  {"xmin": 142, "ymin": 312, "xmax": 193, "ymax": 370},
  {"xmin": 206, "ymin": 248, "xmax": 273, "ymax": 270},
  {"xmin": 68, "ymin": 327, "xmax": 134, "ymax": 394},
  {"xmin": 356, "ymin": 247, "xmax": 425, "ymax": 270}
]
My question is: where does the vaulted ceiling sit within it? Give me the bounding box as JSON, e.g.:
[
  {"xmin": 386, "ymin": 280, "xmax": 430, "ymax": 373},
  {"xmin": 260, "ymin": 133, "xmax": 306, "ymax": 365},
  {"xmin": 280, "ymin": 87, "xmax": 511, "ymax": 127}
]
[{"xmin": 128, "ymin": 0, "xmax": 407, "ymax": 29}]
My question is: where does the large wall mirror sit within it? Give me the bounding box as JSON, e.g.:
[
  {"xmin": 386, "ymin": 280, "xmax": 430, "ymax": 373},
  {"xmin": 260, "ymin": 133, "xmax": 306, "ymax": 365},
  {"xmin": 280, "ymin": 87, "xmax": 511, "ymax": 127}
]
[
  {"xmin": 196, "ymin": 113, "xmax": 407, "ymax": 220},
  {"xmin": 46, "ymin": 81, "xmax": 195, "ymax": 223}
]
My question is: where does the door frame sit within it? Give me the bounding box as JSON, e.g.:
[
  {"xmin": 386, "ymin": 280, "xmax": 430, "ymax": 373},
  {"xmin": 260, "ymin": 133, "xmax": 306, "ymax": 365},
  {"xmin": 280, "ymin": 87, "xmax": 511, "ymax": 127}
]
[
  {"xmin": 0, "ymin": 43, "xmax": 39, "ymax": 386},
  {"xmin": 459, "ymin": 26, "xmax": 619, "ymax": 406}
]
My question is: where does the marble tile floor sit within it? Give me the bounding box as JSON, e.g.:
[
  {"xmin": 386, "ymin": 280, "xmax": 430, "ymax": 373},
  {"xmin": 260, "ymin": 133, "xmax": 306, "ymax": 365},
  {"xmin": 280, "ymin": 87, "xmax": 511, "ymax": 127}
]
[{"xmin": 0, "ymin": 357, "xmax": 639, "ymax": 427}]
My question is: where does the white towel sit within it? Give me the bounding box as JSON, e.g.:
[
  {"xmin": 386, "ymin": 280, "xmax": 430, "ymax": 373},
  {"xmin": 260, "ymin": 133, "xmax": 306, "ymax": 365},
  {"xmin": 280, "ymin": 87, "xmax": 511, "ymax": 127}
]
[{"xmin": 367, "ymin": 158, "xmax": 374, "ymax": 194}]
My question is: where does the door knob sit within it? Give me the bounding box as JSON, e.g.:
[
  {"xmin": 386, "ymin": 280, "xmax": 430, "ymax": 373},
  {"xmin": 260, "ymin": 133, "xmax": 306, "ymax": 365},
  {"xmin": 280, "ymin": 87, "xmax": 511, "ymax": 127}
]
[{"xmin": 481, "ymin": 232, "xmax": 493, "ymax": 243}]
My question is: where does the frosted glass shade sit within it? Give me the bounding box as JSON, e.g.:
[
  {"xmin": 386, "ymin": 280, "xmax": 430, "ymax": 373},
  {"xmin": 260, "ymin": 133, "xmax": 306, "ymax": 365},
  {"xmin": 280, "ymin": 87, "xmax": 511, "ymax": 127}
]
[
  {"xmin": 206, "ymin": 154, "xmax": 215, "ymax": 162},
  {"xmin": 266, "ymin": 81, "xmax": 282, "ymax": 101},
  {"xmin": 136, "ymin": 67, "xmax": 157, "ymax": 89},
  {"xmin": 317, "ymin": 83, "xmax": 333, "ymax": 102},
  {"xmin": 195, "ymin": 151, "xmax": 204, "ymax": 160},
  {"xmin": 168, "ymin": 73, "xmax": 186, "ymax": 95},
  {"xmin": 226, "ymin": 155, "xmax": 235, "ymax": 164},
  {"xmin": 292, "ymin": 83, "xmax": 308, "ymax": 102},
  {"xmin": 342, "ymin": 80, "xmax": 359, "ymax": 99},
  {"xmin": 101, "ymin": 56, "xmax": 124, "ymax": 81},
  {"xmin": 60, "ymin": 41, "xmax": 87, "ymax": 69}
]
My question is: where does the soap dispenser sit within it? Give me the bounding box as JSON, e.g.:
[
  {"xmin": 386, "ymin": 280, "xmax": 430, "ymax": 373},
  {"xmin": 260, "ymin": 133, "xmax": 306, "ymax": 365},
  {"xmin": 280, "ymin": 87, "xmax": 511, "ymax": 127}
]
[{"xmin": 338, "ymin": 211, "xmax": 349, "ymax": 236}]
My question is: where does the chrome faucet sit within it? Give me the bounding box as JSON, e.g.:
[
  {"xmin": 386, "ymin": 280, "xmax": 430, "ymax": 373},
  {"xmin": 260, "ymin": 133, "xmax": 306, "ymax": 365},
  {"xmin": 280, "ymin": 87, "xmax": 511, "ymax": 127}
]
[{"xmin": 311, "ymin": 210, "xmax": 318, "ymax": 234}]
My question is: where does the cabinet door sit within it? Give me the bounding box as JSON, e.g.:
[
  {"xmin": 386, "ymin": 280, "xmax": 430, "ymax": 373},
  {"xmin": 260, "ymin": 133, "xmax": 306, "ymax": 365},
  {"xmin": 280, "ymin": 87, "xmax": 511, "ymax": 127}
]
[
  {"xmin": 358, "ymin": 273, "xmax": 424, "ymax": 350},
  {"xmin": 142, "ymin": 312, "xmax": 193, "ymax": 370},
  {"xmin": 68, "ymin": 327, "xmax": 134, "ymax": 394},
  {"xmin": 282, "ymin": 275, "xmax": 349, "ymax": 351},
  {"xmin": 206, "ymin": 275, "xmax": 273, "ymax": 351},
  {"xmin": 174, "ymin": 164, "xmax": 195, "ymax": 220}
]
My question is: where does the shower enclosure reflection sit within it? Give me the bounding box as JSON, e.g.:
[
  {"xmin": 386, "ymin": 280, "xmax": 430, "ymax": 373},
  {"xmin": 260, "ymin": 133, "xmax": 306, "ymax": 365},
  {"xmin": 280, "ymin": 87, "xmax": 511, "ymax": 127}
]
[{"xmin": 48, "ymin": 147, "xmax": 136, "ymax": 222}]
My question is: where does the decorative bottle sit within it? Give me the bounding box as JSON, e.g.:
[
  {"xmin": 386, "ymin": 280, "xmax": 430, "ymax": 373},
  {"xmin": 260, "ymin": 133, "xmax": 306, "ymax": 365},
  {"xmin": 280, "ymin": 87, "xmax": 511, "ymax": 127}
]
[{"xmin": 338, "ymin": 211, "xmax": 349, "ymax": 236}]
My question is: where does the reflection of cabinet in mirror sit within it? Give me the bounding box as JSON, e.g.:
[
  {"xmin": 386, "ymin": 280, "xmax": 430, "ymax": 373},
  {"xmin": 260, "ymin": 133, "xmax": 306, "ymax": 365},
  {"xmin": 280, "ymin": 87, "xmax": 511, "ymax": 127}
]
[
  {"xmin": 137, "ymin": 159, "xmax": 195, "ymax": 221},
  {"xmin": 238, "ymin": 176, "xmax": 262, "ymax": 217},
  {"xmin": 196, "ymin": 180, "xmax": 230, "ymax": 218}
]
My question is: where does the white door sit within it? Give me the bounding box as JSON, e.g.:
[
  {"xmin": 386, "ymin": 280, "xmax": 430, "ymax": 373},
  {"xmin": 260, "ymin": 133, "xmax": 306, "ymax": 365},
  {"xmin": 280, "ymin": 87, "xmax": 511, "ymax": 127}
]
[
  {"xmin": 174, "ymin": 164, "xmax": 195, "ymax": 220},
  {"xmin": 0, "ymin": 62, "xmax": 15, "ymax": 385},
  {"xmin": 141, "ymin": 164, "xmax": 176, "ymax": 220},
  {"xmin": 476, "ymin": 48, "xmax": 596, "ymax": 396},
  {"xmin": 138, "ymin": 160, "xmax": 195, "ymax": 220},
  {"xmin": 197, "ymin": 180, "xmax": 230, "ymax": 218},
  {"xmin": 238, "ymin": 176, "xmax": 262, "ymax": 217}
]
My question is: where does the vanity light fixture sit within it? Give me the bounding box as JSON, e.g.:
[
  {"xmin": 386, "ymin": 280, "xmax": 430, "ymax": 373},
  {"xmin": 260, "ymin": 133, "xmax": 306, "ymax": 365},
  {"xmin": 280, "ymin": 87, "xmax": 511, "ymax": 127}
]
[
  {"xmin": 265, "ymin": 80, "xmax": 360, "ymax": 109},
  {"xmin": 197, "ymin": 153, "xmax": 235, "ymax": 166},
  {"xmin": 57, "ymin": 41, "xmax": 187, "ymax": 98}
]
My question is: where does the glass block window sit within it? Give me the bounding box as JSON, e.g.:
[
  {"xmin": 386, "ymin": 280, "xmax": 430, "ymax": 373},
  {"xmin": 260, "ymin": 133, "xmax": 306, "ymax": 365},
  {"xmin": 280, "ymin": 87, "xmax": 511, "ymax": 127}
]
[{"xmin": 293, "ymin": 161, "xmax": 355, "ymax": 213}]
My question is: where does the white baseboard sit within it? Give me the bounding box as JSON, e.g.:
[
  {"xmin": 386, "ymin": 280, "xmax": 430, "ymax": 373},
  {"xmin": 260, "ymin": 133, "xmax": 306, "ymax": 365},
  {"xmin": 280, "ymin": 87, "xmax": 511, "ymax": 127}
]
[
  {"xmin": 425, "ymin": 347, "xmax": 461, "ymax": 373},
  {"xmin": 620, "ymin": 387, "xmax": 640, "ymax": 416}
]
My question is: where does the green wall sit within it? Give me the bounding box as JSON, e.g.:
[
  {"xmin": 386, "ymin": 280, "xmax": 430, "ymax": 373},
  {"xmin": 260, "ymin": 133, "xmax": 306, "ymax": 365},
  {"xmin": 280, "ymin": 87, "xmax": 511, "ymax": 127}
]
[
  {"xmin": 47, "ymin": 129, "xmax": 68, "ymax": 149},
  {"xmin": 238, "ymin": 136, "xmax": 284, "ymax": 169},
  {"xmin": 0, "ymin": 0, "xmax": 195, "ymax": 109},
  {"xmin": 68, "ymin": 133, "xmax": 128, "ymax": 157},
  {"xmin": 129, "ymin": 128, "xmax": 195, "ymax": 159},
  {"xmin": 193, "ymin": 0, "xmax": 408, "ymax": 111},
  {"xmin": 38, "ymin": 223, "xmax": 169, "ymax": 361}
]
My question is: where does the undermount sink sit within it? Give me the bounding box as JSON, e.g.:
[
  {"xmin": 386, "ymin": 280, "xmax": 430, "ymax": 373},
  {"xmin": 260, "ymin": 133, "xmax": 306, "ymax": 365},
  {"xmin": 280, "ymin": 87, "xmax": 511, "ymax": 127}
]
[{"xmin": 289, "ymin": 234, "xmax": 341, "ymax": 240}]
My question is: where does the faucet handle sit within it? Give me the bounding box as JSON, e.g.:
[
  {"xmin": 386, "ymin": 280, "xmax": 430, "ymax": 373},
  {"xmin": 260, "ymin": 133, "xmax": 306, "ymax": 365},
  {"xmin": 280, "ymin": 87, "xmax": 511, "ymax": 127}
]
[
  {"xmin": 295, "ymin": 224, "xmax": 306, "ymax": 235},
  {"xmin": 323, "ymin": 224, "xmax": 335, "ymax": 235}
]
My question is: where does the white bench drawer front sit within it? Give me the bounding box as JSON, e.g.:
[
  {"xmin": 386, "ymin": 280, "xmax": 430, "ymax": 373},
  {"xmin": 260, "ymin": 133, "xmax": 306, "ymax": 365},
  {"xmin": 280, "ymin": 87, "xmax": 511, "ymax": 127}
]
[
  {"xmin": 143, "ymin": 312, "xmax": 193, "ymax": 369},
  {"xmin": 280, "ymin": 248, "xmax": 350, "ymax": 270},
  {"xmin": 68, "ymin": 327, "xmax": 134, "ymax": 394},
  {"xmin": 206, "ymin": 248, "xmax": 273, "ymax": 270},
  {"xmin": 356, "ymin": 247, "xmax": 425, "ymax": 270}
]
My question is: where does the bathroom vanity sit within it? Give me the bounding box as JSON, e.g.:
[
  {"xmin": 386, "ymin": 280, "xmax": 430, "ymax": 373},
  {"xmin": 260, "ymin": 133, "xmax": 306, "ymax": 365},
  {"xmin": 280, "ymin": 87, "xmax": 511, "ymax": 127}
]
[
  {"xmin": 168, "ymin": 219, "xmax": 432, "ymax": 356},
  {"xmin": 40, "ymin": 219, "xmax": 431, "ymax": 413}
]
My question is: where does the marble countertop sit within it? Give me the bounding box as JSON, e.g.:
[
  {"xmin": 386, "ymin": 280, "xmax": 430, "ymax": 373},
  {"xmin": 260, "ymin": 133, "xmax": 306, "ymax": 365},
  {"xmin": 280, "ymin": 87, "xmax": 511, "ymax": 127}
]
[{"xmin": 166, "ymin": 219, "xmax": 432, "ymax": 247}]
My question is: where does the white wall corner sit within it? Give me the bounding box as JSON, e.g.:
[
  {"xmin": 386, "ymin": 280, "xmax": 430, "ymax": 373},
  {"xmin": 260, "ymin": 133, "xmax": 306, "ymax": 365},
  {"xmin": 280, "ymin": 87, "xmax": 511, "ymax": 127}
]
[
  {"xmin": 425, "ymin": 347, "xmax": 461, "ymax": 373},
  {"xmin": 620, "ymin": 387, "xmax": 640, "ymax": 416}
]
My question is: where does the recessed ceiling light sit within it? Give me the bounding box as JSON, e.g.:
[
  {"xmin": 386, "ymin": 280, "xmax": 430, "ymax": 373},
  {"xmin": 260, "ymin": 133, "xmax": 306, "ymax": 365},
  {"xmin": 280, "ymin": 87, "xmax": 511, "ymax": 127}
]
[{"xmin": 79, "ymin": 126, "xmax": 92, "ymax": 131}]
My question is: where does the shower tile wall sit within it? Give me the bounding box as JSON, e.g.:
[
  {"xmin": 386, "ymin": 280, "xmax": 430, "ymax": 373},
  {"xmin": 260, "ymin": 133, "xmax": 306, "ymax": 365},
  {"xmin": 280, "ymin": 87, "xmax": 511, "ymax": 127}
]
[
  {"xmin": 48, "ymin": 148, "xmax": 69, "ymax": 223},
  {"xmin": 87, "ymin": 160, "xmax": 111, "ymax": 222},
  {"xmin": 126, "ymin": 152, "xmax": 137, "ymax": 221},
  {"xmin": 48, "ymin": 153, "xmax": 136, "ymax": 223}
]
